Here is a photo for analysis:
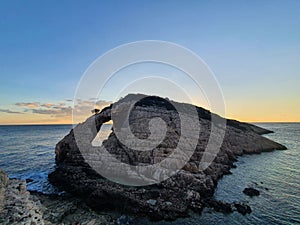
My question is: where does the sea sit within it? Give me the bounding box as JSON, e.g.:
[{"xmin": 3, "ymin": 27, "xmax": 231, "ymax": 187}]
[{"xmin": 0, "ymin": 123, "xmax": 299, "ymax": 225}]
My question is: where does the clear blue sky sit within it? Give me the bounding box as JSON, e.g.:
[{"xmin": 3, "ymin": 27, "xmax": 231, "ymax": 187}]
[{"xmin": 0, "ymin": 0, "xmax": 299, "ymax": 123}]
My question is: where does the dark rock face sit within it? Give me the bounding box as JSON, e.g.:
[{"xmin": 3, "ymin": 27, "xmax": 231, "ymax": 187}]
[
  {"xmin": 48, "ymin": 94, "xmax": 286, "ymax": 220},
  {"xmin": 243, "ymin": 187, "xmax": 260, "ymax": 197}
]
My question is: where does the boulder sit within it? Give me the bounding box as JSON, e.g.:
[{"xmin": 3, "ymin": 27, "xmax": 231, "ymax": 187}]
[
  {"xmin": 243, "ymin": 187, "xmax": 260, "ymax": 197},
  {"xmin": 234, "ymin": 203, "xmax": 252, "ymax": 215},
  {"xmin": 204, "ymin": 199, "xmax": 233, "ymax": 213}
]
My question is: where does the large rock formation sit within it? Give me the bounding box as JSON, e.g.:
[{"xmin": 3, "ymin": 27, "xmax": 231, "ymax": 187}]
[{"xmin": 48, "ymin": 94, "xmax": 286, "ymax": 220}]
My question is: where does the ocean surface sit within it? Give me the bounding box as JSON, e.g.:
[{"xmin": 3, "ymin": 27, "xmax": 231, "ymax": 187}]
[{"xmin": 0, "ymin": 123, "xmax": 299, "ymax": 224}]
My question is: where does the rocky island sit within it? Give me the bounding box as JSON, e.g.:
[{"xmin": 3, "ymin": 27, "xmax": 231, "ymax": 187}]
[{"xmin": 47, "ymin": 94, "xmax": 287, "ymax": 221}]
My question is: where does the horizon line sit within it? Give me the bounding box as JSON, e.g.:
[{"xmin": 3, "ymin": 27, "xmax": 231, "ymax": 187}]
[{"xmin": 0, "ymin": 121, "xmax": 299, "ymax": 126}]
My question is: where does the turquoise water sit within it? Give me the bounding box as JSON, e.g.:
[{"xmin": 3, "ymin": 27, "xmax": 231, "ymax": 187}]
[{"xmin": 0, "ymin": 123, "xmax": 299, "ymax": 224}]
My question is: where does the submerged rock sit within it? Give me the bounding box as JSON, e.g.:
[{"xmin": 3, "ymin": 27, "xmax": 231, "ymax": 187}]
[
  {"xmin": 49, "ymin": 94, "xmax": 286, "ymax": 220},
  {"xmin": 204, "ymin": 199, "xmax": 233, "ymax": 213},
  {"xmin": 204, "ymin": 199, "xmax": 252, "ymax": 215},
  {"xmin": 25, "ymin": 178, "xmax": 34, "ymax": 183},
  {"xmin": 117, "ymin": 215, "xmax": 133, "ymax": 225},
  {"xmin": 234, "ymin": 203, "xmax": 252, "ymax": 215},
  {"xmin": 243, "ymin": 187, "xmax": 260, "ymax": 197}
]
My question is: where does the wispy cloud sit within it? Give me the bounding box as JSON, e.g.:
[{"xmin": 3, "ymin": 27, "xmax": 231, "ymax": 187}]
[
  {"xmin": 15, "ymin": 102, "xmax": 40, "ymax": 108},
  {"xmin": 31, "ymin": 107, "xmax": 72, "ymax": 118},
  {"xmin": 26, "ymin": 99, "xmax": 109, "ymax": 117},
  {"xmin": 25, "ymin": 102, "xmax": 72, "ymax": 118},
  {"xmin": 1, "ymin": 99, "xmax": 111, "ymax": 123},
  {"xmin": 0, "ymin": 109, "xmax": 24, "ymax": 114},
  {"xmin": 41, "ymin": 103, "xmax": 54, "ymax": 108},
  {"xmin": 74, "ymin": 99, "xmax": 111, "ymax": 113}
]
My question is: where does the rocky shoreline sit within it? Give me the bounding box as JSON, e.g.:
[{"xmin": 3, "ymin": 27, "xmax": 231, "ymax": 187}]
[
  {"xmin": 0, "ymin": 168, "xmax": 117, "ymax": 225},
  {"xmin": 0, "ymin": 168, "xmax": 270, "ymax": 224},
  {"xmin": 48, "ymin": 94, "xmax": 287, "ymax": 221}
]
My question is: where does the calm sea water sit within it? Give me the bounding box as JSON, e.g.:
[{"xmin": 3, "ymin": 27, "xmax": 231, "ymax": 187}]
[
  {"xmin": 0, "ymin": 125, "xmax": 72, "ymax": 193},
  {"xmin": 0, "ymin": 123, "xmax": 299, "ymax": 224}
]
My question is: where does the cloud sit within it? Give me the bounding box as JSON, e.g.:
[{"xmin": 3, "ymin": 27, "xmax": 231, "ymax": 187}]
[
  {"xmin": 17, "ymin": 99, "xmax": 111, "ymax": 120},
  {"xmin": 10, "ymin": 99, "xmax": 112, "ymax": 123},
  {"xmin": 41, "ymin": 103, "xmax": 54, "ymax": 108},
  {"xmin": 15, "ymin": 102, "xmax": 40, "ymax": 108},
  {"xmin": 74, "ymin": 99, "xmax": 112, "ymax": 113},
  {"xmin": 0, "ymin": 109, "xmax": 24, "ymax": 114},
  {"xmin": 96, "ymin": 100, "xmax": 111, "ymax": 106},
  {"xmin": 31, "ymin": 106, "xmax": 72, "ymax": 118}
]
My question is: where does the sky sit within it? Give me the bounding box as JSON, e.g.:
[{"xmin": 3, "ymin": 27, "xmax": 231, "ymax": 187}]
[{"xmin": 0, "ymin": 0, "xmax": 299, "ymax": 124}]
